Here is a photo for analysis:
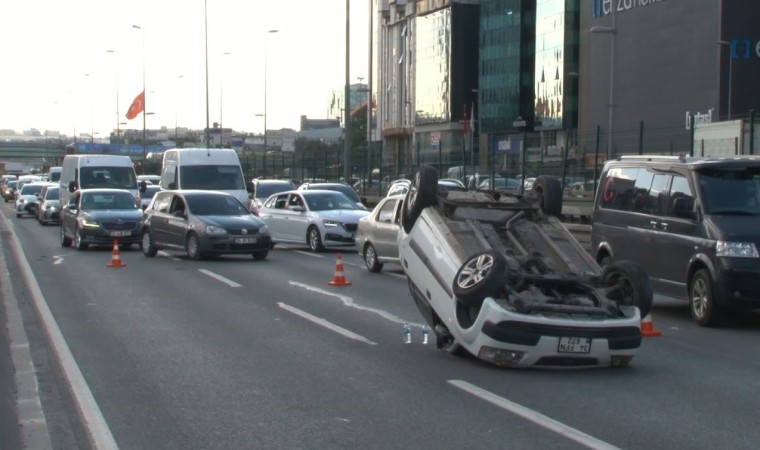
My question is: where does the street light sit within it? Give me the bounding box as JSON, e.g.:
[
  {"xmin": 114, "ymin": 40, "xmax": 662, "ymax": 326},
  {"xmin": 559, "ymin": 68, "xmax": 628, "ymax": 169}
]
[
  {"xmin": 718, "ymin": 40, "xmax": 734, "ymax": 120},
  {"xmin": 220, "ymin": 51, "xmax": 231, "ymax": 140},
  {"xmin": 176, "ymin": 75, "xmax": 184, "ymax": 142},
  {"xmin": 132, "ymin": 24, "xmax": 147, "ymax": 172},
  {"xmin": 264, "ymin": 29, "xmax": 278, "ymax": 154},
  {"xmin": 106, "ymin": 49, "xmax": 120, "ymax": 151},
  {"xmin": 204, "ymin": 0, "xmax": 210, "ymax": 148},
  {"xmin": 590, "ymin": 8, "xmax": 616, "ymax": 159}
]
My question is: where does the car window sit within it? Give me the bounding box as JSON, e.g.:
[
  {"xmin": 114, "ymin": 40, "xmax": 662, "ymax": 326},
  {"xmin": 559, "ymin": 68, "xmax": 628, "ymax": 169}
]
[
  {"xmin": 169, "ymin": 195, "xmax": 186, "ymax": 214},
  {"xmin": 81, "ymin": 192, "xmax": 137, "ymax": 210},
  {"xmin": 600, "ymin": 167, "xmax": 638, "ymax": 211},
  {"xmin": 255, "ymin": 181, "xmax": 294, "ymax": 199},
  {"xmin": 631, "ymin": 170, "xmax": 654, "ymax": 213},
  {"xmin": 305, "ymin": 192, "xmax": 360, "ymax": 211},
  {"xmin": 272, "ymin": 193, "xmax": 289, "ymax": 209},
  {"xmin": 288, "ymin": 194, "xmax": 304, "ymax": 209},
  {"xmin": 80, "ymin": 167, "xmax": 136, "ymax": 190},
  {"xmin": 699, "ymin": 167, "xmax": 760, "ymax": 215},
  {"xmin": 186, "ymin": 194, "xmax": 249, "ymax": 216},
  {"xmin": 377, "ymin": 199, "xmax": 396, "ymax": 224},
  {"xmin": 153, "ymin": 192, "xmax": 173, "ymax": 213},
  {"xmin": 45, "ymin": 188, "xmax": 60, "ymax": 200},
  {"xmin": 666, "ymin": 175, "xmax": 695, "ymax": 216},
  {"xmin": 643, "ymin": 174, "xmax": 669, "ymax": 214}
]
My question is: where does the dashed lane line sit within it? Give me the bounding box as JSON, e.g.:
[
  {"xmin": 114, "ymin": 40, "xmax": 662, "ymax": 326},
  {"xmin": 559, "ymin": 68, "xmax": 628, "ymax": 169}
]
[{"xmin": 277, "ymin": 302, "xmax": 377, "ymax": 345}]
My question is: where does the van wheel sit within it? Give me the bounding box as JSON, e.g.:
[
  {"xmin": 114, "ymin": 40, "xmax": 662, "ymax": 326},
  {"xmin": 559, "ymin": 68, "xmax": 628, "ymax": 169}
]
[
  {"xmin": 532, "ymin": 175, "xmax": 563, "ymax": 217},
  {"xmin": 453, "ymin": 250, "xmax": 507, "ymax": 308},
  {"xmin": 690, "ymin": 269, "xmax": 722, "ymax": 327},
  {"xmin": 402, "ymin": 165, "xmax": 439, "ymax": 233},
  {"xmin": 601, "ymin": 260, "xmax": 653, "ymax": 318}
]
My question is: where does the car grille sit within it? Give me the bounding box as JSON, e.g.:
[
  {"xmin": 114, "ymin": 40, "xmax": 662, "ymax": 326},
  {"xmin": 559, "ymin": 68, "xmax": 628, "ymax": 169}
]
[
  {"xmin": 343, "ymin": 223, "xmax": 358, "ymax": 232},
  {"xmin": 227, "ymin": 228, "xmax": 260, "ymax": 235},
  {"xmin": 102, "ymin": 221, "xmax": 139, "ymax": 230}
]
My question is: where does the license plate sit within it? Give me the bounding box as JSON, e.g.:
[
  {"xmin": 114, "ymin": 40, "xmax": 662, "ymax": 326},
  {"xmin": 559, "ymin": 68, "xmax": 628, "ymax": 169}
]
[
  {"xmin": 110, "ymin": 230, "xmax": 131, "ymax": 237},
  {"xmin": 235, "ymin": 237, "xmax": 257, "ymax": 244},
  {"xmin": 558, "ymin": 337, "xmax": 591, "ymax": 354}
]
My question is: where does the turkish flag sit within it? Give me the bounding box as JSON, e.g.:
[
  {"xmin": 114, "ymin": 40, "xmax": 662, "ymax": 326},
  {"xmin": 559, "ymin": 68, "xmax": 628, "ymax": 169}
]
[{"xmin": 125, "ymin": 91, "xmax": 145, "ymax": 120}]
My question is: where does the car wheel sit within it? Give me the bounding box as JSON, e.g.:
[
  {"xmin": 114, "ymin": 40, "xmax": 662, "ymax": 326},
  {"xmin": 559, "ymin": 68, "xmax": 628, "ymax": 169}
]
[
  {"xmin": 532, "ymin": 175, "xmax": 563, "ymax": 217},
  {"xmin": 307, "ymin": 227, "xmax": 323, "ymax": 252},
  {"xmin": 75, "ymin": 228, "xmax": 88, "ymax": 251},
  {"xmin": 690, "ymin": 268, "xmax": 722, "ymax": 327},
  {"xmin": 452, "ymin": 250, "xmax": 508, "ymax": 308},
  {"xmin": 601, "ymin": 260, "xmax": 653, "ymax": 318},
  {"xmin": 252, "ymin": 250, "xmax": 269, "ymax": 260},
  {"xmin": 186, "ymin": 233, "xmax": 203, "ymax": 260},
  {"xmin": 364, "ymin": 243, "xmax": 383, "ymax": 272},
  {"xmin": 141, "ymin": 230, "xmax": 158, "ymax": 257},
  {"xmin": 60, "ymin": 225, "xmax": 72, "ymax": 247},
  {"xmin": 402, "ymin": 165, "xmax": 439, "ymax": 233}
]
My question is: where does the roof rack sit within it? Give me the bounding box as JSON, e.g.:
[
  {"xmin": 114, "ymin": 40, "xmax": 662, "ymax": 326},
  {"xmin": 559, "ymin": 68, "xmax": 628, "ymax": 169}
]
[{"xmin": 618, "ymin": 155, "xmax": 687, "ymax": 163}]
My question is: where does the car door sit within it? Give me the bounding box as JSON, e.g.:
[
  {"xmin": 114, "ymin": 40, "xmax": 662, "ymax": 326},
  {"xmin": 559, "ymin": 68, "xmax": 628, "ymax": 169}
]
[
  {"xmin": 649, "ymin": 173, "xmax": 700, "ymax": 298},
  {"xmin": 164, "ymin": 194, "xmax": 189, "ymax": 246},
  {"xmin": 372, "ymin": 197, "xmax": 403, "ymax": 260},
  {"xmin": 283, "ymin": 193, "xmax": 309, "ymax": 242},
  {"xmin": 61, "ymin": 191, "xmax": 81, "ymax": 239},
  {"xmin": 261, "ymin": 193, "xmax": 290, "ymax": 242},
  {"xmin": 147, "ymin": 192, "xmax": 174, "ymax": 246}
]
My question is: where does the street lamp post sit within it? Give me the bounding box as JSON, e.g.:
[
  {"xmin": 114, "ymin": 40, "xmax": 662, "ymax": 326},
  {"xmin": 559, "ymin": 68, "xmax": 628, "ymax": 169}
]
[
  {"xmin": 718, "ymin": 40, "xmax": 734, "ymax": 120},
  {"xmin": 106, "ymin": 49, "xmax": 120, "ymax": 151},
  {"xmin": 343, "ymin": 0, "xmax": 351, "ymax": 184},
  {"xmin": 590, "ymin": 7, "xmax": 617, "ymax": 159},
  {"xmin": 132, "ymin": 24, "xmax": 147, "ymax": 172},
  {"xmin": 220, "ymin": 51, "xmax": 231, "ymax": 145},
  {"xmin": 264, "ymin": 30, "xmax": 278, "ymax": 155}
]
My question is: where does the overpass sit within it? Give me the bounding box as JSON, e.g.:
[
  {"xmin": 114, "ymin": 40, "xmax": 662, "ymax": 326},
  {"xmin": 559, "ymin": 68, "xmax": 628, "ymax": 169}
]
[{"xmin": 0, "ymin": 140, "xmax": 69, "ymax": 168}]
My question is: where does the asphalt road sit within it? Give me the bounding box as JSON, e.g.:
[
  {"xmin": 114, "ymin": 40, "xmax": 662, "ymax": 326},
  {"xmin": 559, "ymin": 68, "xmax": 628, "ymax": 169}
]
[{"xmin": 2, "ymin": 201, "xmax": 760, "ymax": 449}]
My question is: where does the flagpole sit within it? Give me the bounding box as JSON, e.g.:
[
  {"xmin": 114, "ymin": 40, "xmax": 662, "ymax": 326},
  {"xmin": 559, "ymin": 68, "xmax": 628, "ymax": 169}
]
[{"xmin": 133, "ymin": 24, "xmax": 146, "ymax": 174}]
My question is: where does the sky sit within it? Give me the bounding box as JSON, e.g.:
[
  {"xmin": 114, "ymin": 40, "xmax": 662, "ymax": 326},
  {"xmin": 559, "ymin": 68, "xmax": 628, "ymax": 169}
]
[{"xmin": 0, "ymin": 0, "xmax": 370, "ymax": 138}]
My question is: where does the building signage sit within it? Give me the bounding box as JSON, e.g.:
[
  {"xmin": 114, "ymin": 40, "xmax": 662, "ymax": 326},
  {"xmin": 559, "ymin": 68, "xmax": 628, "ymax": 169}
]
[
  {"xmin": 430, "ymin": 132, "xmax": 440, "ymax": 149},
  {"xmin": 494, "ymin": 136, "xmax": 521, "ymax": 155},
  {"xmin": 724, "ymin": 39, "xmax": 760, "ymax": 59},
  {"xmin": 592, "ymin": 0, "xmax": 666, "ymax": 18},
  {"xmin": 685, "ymin": 108, "xmax": 714, "ymax": 130}
]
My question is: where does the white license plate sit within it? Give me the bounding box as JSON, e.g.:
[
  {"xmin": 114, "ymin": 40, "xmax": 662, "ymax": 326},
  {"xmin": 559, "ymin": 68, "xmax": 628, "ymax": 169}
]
[
  {"xmin": 558, "ymin": 337, "xmax": 591, "ymax": 354},
  {"xmin": 235, "ymin": 237, "xmax": 257, "ymax": 244},
  {"xmin": 110, "ymin": 230, "xmax": 131, "ymax": 237}
]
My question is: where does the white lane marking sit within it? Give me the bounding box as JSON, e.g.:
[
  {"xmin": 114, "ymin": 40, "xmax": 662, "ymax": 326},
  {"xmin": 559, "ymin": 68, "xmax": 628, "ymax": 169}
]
[
  {"xmin": 157, "ymin": 250, "xmax": 181, "ymax": 260},
  {"xmin": 198, "ymin": 269, "xmax": 241, "ymax": 288},
  {"xmin": 288, "ymin": 281, "xmax": 424, "ymax": 329},
  {"xmin": 448, "ymin": 380, "xmax": 621, "ymax": 450},
  {"xmin": 4, "ymin": 214, "xmax": 119, "ymax": 449},
  {"xmin": 384, "ymin": 271, "xmax": 406, "ymax": 279},
  {"xmin": 278, "ymin": 302, "xmax": 377, "ymax": 345},
  {"xmin": 293, "ymin": 250, "xmax": 323, "ymax": 258},
  {"xmin": 53, "ymin": 255, "xmax": 65, "ymax": 265}
]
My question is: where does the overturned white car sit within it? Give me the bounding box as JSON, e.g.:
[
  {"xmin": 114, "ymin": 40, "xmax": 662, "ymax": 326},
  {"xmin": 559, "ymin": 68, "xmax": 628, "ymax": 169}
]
[{"xmin": 398, "ymin": 166, "xmax": 652, "ymax": 369}]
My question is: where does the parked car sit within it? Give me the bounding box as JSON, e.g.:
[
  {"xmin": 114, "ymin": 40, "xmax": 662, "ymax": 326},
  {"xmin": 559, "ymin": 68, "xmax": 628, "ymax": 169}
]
[
  {"xmin": 2, "ymin": 180, "xmax": 18, "ymax": 202},
  {"xmin": 355, "ymin": 194, "xmax": 405, "ymax": 272},
  {"xmin": 565, "ymin": 180, "xmax": 596, "ymax": 198},
  {"xmin": 137, "ymin": 174, "xmax": 161, "ymax": 185},
  {"xmin": 386, "ymin": 179, "xmax": 411, "ymax": 197},
  {"xmin": 298, "ymin": 182, "xmax": 368, "ymax": 209},
  {"xmin": 60, "ymin": 189, "xmax": 143, "ymax": 250},
  {"xmin": 15, "ymin": 182, "xmax": 51, "ymax": 218},
  {"xmin": 398, "ymin": 166, "xmax": 652, "ymax": 369},
  {"xmin": 591, "ymin": 155, "xmax": 760, "ymax": 326},
  {"xmin": 37, "ymin": 185, "xmax": 61, "ymax": 225},
  {"xmin": 140, "ymin": 184, "xmax": 161, "ymax": 210},
  {"xmin": 259, "ymin": 189, "xmax": 370, "ymax": 252},
  {"xmin": 141, "ymin": 190, "xmax": 272, "ymax": 260},
  {"xmin": 251, "ymin": 179, "xmax": 297, "ymax": 210}
]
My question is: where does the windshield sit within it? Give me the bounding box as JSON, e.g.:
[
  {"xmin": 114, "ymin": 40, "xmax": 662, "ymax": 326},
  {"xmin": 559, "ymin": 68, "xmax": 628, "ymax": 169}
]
[
  {"xmin": 317, "ymin": 185, "xmax": 360, "ymax": 202},
  {"xmin": 186, "ymin": 194, "xmax": 250, "ymax": 216},
  {"xmin": 180, "ymin": 165, "xmax": 245, "ymax": 190},
  {"xmin": 699, "ymin": 167, "xmax": 760, "ymax": 215},
  {"xmin": 143, "ymin": 186, "xmax": 161, "ymax": 200},
  {"xmin": 256, "ymin": 182, "xmax": 294, "ymax": 199},
  {"xmin": 50, "ymin": 172, "xmax": 61, "ymax": 182},
  {"xmin": 46, "ymin": 188, "xmax": 60, "ymax": 200},
  {"xmin": 304, "ymin": 192, "xmax": 361, "ymax": 211},
  {"xmin": 80, "ymin": 166, "xmax": 137, "ymax": 190},
  {"xmin": 81, "ymin": 192, "xmax": 139, "ymax": 210}
]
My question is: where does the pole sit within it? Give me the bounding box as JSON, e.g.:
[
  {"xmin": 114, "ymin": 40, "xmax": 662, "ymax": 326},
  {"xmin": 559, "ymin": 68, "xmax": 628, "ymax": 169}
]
[
  {"xmin": 367, "ymin": 0, "xmax": 373, "ymax": 196},
  {"xmin": 204, "ymin": 0, "xmax": 210, "ymax": 148},
  {"xmin": 607, "ymin": 7, "xmax": 616, "ymax": 159},
  {"xmin": 520, "ymin": 130, "xmax": 526, "ymax": 195},
  {"xmin": 593, "ymin": 126, "xmax": 600, "ymax": 194},
  {"xmin": 561, "ymin": 130, "xmax": 569, "ymax": 190},
  {"xmin": 638, "ymin": 120, "xmax": 644, "ymax": 155},
  {"xmin": 343, "ymin": 0, "xmax": 352, "ymax": 183},
  {"xmin": 750, "ymin": 110, "xmax": 755, "ymax": 155}
]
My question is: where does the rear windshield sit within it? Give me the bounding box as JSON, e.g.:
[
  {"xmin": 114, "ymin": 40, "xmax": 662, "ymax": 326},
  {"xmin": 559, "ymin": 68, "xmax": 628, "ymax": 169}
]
[{"xmin": 699, "ymin": 167, "xmax": 760, "ymax": 215}]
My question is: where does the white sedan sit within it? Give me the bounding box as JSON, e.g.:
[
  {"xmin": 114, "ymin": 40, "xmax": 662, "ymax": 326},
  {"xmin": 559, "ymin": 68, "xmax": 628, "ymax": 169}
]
[{"xmin": 258, "ymin": 189, "xmax": 370, "ymax": 252}]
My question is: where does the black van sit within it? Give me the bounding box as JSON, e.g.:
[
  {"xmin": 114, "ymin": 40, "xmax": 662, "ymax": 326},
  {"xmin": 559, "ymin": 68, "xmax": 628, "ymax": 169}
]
[{"xmin": 591, "ymin": 155, "xmax": 760, "ymax": 326}]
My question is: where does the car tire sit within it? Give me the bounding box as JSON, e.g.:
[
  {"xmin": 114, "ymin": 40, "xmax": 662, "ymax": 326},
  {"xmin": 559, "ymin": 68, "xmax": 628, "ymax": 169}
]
[
  {"xmin": 74, "ymin": 228, "xmax": 88, "ymax": 251},
  {"xmin": 532, "ymin": 175, "xmax": 563, "ymax": 217},
  {"xmin": 186, "ymin": 233, "xmax": 203, "ymax": 260},
  {"xmin": 307, "ymin": 227, "xmax": 323, "ymax": 252},
  {"xmin": 60, "ymin": 225, "xmax": 72, "ymax": 247},
  {"xmin": 252, "ymin": 250, "xmax": 269, "ymax": 260},
  {"xmin": 452, "ymin": 250, "xmax": 508, "ymax": 308},
  {"xmin": 363, "ymin": 243, "xmax": 383, "ymax": 272},
  {"xmin": 402, "ymin": 165, "xmax": 439, "ymax": 233},
  {"xmin": 141, "ymin": 230, "xmax": 158, "ymax": 257},
  {"xmin": 689, "ymin": 268, "xmax": 722, "ymax": 327},
  {"xmin": 601, "ymin": 260, "xmax": 653, "ymax": 318}
]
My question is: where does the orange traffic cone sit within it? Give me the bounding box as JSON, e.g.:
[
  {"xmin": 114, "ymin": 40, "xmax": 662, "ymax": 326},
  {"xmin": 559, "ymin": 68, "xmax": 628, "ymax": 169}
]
[
  {"xmin": 107, "ymin": 240, "xmax": 126, "ymax": 268},
  {"xmin": 641, "ymin": 313, "xmax": 662, "ymax": 337},
  {"xmin": 328, "ymin": 253, "xmax": 351, "ymax": 286}
]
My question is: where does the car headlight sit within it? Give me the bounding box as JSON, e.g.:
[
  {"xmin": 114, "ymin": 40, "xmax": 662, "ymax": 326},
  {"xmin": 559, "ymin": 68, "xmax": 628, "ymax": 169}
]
[
  {"xmin": 79, "ymin": 218, "xmax": 101, "ymax": 228},
  {"xmin": 206, "ymin": 225, "xmax": 227, "ymax": 236},
  {"xmin": 716, "ymin": 241, "xmax": 759, "ymax": 258},
  {"xmin": 323, "ymin": 220, "xmax": 341, "ymax": 227},
  {"xmin": 259, "ymin": 225, "xmax": 269, "ymax": 235}
]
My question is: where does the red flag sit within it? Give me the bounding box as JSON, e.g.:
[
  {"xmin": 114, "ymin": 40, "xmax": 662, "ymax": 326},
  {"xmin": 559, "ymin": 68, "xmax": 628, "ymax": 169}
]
[{"xmin": 125, "ymin": 91, "xmax": 145, "ymax": 120}]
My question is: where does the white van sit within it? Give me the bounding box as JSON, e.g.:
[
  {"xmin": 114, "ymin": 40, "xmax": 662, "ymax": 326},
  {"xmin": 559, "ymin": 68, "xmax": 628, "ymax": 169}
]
[
  {"xmin": 47, "ymin": 166, "xmax": 62, "ymax": 183},
  {"xmin": 159, "ymin": 148, "xmax": 253, "ymax": 209},
  {"xmin": 60, "ymin": 155, "xmax": 139, "ymax": 206}
]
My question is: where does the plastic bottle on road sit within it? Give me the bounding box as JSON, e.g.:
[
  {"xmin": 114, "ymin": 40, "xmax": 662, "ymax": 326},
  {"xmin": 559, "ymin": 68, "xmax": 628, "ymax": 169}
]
[
  {"xmin": 422, "ymin": 326, "xmax": 429, "ymax": 344},
  {"xmin": 403, "ymin": 323, "xmax": 412, "ymax": 344}
]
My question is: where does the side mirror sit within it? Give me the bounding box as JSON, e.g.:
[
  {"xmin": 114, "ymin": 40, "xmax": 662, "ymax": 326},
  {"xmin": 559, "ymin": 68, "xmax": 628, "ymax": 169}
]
[{"xmin": 68, "ymin": 181, "xmax": 77, "ymax": 193}]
